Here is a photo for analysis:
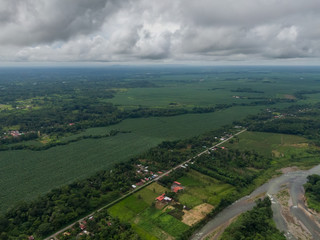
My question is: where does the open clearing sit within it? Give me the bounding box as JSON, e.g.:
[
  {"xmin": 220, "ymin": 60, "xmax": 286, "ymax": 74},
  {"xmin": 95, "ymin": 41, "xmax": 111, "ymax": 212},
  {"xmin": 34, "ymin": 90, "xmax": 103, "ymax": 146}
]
[
  {"xmin": 223, "ymin": 131, "xmax": 310, "ymax": 158},
  {"xmin": 182, "ymin": 203, "xmax": 214, "ymax": 226}
]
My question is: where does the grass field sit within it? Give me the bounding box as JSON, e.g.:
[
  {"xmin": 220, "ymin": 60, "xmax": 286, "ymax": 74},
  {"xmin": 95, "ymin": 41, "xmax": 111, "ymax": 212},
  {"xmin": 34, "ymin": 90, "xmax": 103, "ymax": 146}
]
[
  {"xmin": 109, "ymin": 71, "xmax": 320, "ymax": 109},
  {"xmin": 177, "ymin": 170, "xmax": 235, "ymax": 208},
  {"xmin": 108, "ymin": 182, "xmax": 189, "ymax": 240},
  {"xmin": 223, "ymin": 131, "xmax": 320, "ymax": 187},
  {"xmin": 0, "ymin": 105, "xmax": 262, "ymax": 212},
  {"xmin": 223, "ymin": 131, "xmax": 311, "ymax": 158},
  {"xmin": 108, "ymin": 171, "xmax": 235, "ymax": 239}
]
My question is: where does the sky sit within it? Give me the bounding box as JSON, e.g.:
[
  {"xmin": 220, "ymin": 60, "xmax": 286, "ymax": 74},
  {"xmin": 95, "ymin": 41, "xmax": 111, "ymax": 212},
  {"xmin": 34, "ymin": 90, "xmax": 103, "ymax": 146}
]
[{"xmin": 1, "ymin": 0, "xmax": 320, "ymax": 65}]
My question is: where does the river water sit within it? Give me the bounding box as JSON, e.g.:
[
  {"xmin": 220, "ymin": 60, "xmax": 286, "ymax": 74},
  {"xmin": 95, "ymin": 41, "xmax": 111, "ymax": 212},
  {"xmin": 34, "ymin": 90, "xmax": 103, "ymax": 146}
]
[{"xmin": 191, "ymin": 164, "xmax": 320, "ymax": 240}]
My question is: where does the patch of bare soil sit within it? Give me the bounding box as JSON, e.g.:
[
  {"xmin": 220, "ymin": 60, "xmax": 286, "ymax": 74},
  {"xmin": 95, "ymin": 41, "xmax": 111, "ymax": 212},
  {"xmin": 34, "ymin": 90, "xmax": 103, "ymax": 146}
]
[
  {"xmin": 182, "ymin": 203, "xmax": 214, "ymax": 226},
  {"xmin": 276, "ymin": 188, "xmax": 313, "ymax": 239},
  {"xmin": 279, "ymin": 166, "xmax": 300, "ymax": 174},
  {"xmin": 155, "ymin": 201, "xmax": 167, "ymax": 209}
]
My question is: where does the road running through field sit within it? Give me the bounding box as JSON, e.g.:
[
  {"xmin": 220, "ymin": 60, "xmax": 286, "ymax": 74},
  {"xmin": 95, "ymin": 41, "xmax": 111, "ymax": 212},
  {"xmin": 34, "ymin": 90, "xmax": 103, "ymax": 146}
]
[{"xmin": 44, "ymin": 129, "xmax": 247, "ymax": 240}]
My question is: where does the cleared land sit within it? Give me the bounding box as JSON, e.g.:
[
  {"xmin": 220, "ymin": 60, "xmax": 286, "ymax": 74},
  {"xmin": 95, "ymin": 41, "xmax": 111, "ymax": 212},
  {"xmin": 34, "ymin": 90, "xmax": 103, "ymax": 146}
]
[{"xmin": 182, "ymin": 203, "xmax": 214, "ymax": 226}]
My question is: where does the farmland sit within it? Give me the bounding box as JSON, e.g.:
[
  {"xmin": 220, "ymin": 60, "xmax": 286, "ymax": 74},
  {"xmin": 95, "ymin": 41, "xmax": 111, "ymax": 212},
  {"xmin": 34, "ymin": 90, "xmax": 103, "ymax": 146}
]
[
  {"xmin": 108, "ymin": 171, "xmax": 230, "ymax": 240},
  {"xmin": 0, "ymin": 106, "xmax": 259, "ymax": 212},
  {"xmin": 108, "ymin": 182, "xmax": 189, "ymax": 240},
  {"xmin": 106, "ymin": 131, "xmax": 320, "ymax": 240},
  {"xmin": 1, "ymin": 66, "xmax": 320, "ymax": 214},
  {"xmin": 177, "ymin": 170, "xmax": 235, "ymax": 208}
]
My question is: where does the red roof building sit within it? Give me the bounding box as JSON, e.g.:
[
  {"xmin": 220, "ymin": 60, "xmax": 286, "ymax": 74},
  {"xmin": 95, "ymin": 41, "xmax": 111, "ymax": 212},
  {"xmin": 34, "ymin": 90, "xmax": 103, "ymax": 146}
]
[
  {"xmin": 156, "ymin": 193, "xmax": 165, "ymax": 201},
  {"xmin": 174, "ymin": 181, "xmax": 181, "ymax": 185},
  {"xmin": 80, "ymin": 224, "xmax": 86, "ymax": 230},
  {"xmin": 173, "ymin": 186, "xmax": 183, "ymax": 193}
]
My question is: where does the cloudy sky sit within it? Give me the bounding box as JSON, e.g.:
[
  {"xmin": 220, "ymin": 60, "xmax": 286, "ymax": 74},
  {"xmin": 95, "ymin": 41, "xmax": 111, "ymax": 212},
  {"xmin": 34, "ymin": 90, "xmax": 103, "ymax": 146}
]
[{"xmin": 1, "ymin": 0, "xmax": 320, "ymax": 65}]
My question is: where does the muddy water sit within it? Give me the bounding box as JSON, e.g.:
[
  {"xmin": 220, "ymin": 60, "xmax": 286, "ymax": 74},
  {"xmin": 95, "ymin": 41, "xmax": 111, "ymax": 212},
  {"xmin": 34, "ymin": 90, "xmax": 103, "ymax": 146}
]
[{"xmin": 191, "ymin": 164, "xmax": 320, "ymax": 240}]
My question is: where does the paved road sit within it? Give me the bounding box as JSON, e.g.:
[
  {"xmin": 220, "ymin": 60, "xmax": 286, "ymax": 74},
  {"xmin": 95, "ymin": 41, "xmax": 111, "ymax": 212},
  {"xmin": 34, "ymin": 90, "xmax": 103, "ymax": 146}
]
[{"xmin": 44, "ymin": 129, "xmax": 246, "ymax": 240}]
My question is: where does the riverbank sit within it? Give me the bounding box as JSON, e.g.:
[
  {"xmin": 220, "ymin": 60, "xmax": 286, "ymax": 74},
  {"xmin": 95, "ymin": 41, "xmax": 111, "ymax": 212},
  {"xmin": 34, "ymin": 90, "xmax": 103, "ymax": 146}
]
[{"xmin": 193, "ymin": 165, "xmax": 320, "ymax": 240}]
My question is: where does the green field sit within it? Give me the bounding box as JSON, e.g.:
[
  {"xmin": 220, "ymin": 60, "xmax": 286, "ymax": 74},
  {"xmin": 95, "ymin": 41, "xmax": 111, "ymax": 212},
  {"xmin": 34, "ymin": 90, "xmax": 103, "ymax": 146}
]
[
  {"xmin": 108, "ymin": 171, "xmax": 235, "ymax": 239},
  {"xmin": 0, "ymin": 105, "xmax": 262, "ymax": 212},
  {"xmin": 2, "ymin": 67, "xmax": 320, "ymax": 214},
  {"xmin": 106, "ymin": 131, "xmax": 320, "ymax": 240},
  {"xmin": 177, "ymin": 170, "xmax": 235, "ymax": 207},
  {"xmin": 223, "ymin": 131, "xmax": 308, "ymax": 157},
  {"xmin": 108, "ymin": 182, "xmax": 189, "ymax": 240},
  {"xmin": 223, "ymin": 131, "xmax": 319, "ymax": 168},
  {"xmin": 109, "ymin": 71, "xmax": 320, "ymax": 109},
  {"xmin": 223, "ymin": 131, "xmax": 320, "ymax": 187}
]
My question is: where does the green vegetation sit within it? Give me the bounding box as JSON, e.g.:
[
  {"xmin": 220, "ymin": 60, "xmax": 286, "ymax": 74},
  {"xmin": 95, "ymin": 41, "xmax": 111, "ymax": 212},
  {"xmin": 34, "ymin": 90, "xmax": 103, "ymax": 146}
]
[
  {"xmin": 109, "ymin": 182, "xmax": 189, "ymax": 240},
  {"xmin": 0, "ymin": 106, "xmax": 259, "ymax": 213},
  {"xmin": 223, "ymin": 131, "xmax": 308, "ymax": 158},
  {"xmin": 220, "ymin": 197, "xmax": 285, "ymax": 240},
  {"xmin": 2, "ymin": 124, "xmax": 320, "ymax": 239},
  {"xmin": 177, "ymin": 170, "xmax": 235, "ymax": 207},
  {"xmin": 2, "ymin": 67, "xmax": 320, "ymax": 239},
  {"xmin": 2, "ymin": 66, "xmax": 320, "ymax": 213},
  {"xmin": 223, "ymin": 131, "xmax": 320, "ymax": 189},
  {"xmin": 304, "ymin": 174, "xmax": 320, "ymax": 212},
  {"xmin": 56, "ymin": 209, "xmax": 140, "ymax": 240}
]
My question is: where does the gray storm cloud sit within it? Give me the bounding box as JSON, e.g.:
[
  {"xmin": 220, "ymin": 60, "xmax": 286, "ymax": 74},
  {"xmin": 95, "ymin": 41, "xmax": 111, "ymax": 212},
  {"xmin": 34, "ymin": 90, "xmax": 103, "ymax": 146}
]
[{"xmin": 0, "ymin": 0, "xmax": 320, "ymax": 63}]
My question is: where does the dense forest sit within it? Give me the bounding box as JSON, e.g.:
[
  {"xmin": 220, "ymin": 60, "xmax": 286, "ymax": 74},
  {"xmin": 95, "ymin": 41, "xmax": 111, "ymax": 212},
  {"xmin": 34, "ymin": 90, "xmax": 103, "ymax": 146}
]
[{"xmin": 220, "ymin": 197, "xmax": 286, "ymax": 240}]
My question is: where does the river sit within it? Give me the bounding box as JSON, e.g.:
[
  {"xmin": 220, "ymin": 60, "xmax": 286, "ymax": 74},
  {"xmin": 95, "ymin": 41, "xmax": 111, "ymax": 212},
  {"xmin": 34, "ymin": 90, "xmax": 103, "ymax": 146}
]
[{"xmin": 191, "ymin": 164, "xmax": 320, "ymax": 240}]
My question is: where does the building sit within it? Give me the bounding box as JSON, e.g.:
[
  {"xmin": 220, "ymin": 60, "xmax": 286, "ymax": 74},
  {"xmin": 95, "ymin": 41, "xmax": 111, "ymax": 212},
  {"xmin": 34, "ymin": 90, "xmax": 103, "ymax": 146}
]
[
  {"xmin": 171, "ymin": 181, "xmax": 184, "ymax": 193},
  {"xmin": 156, "ymin": 193, "xmax": 165, "ymax": 201},
  {"xmin": 173, "ymin": 186, "xmax": 183, "ymax": 193},
  {"xmin": 156, "ymin": 193, "xmax": 172, "ymax": 202}
]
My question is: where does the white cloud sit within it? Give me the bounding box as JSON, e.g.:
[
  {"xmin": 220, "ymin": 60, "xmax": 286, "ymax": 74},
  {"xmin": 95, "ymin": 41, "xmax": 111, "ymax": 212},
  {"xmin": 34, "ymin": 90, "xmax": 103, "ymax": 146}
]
[{"xmin": 0, "ymin": 0, "xmax": 320, "ymax": 64}]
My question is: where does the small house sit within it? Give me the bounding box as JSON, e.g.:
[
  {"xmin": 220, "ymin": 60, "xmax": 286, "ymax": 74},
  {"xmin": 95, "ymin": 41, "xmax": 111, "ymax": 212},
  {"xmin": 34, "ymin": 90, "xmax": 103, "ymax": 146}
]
[
  {"xmin": 173, "ymin": 186, "xmax": 183, "ymax": 193},
  {"xmin": 156, "ymin": 193, "xmax": 165, "ymax": 201},
  {"xmin": 171, "ymin": 181, "xmax": 184, "ymax": 193}
]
